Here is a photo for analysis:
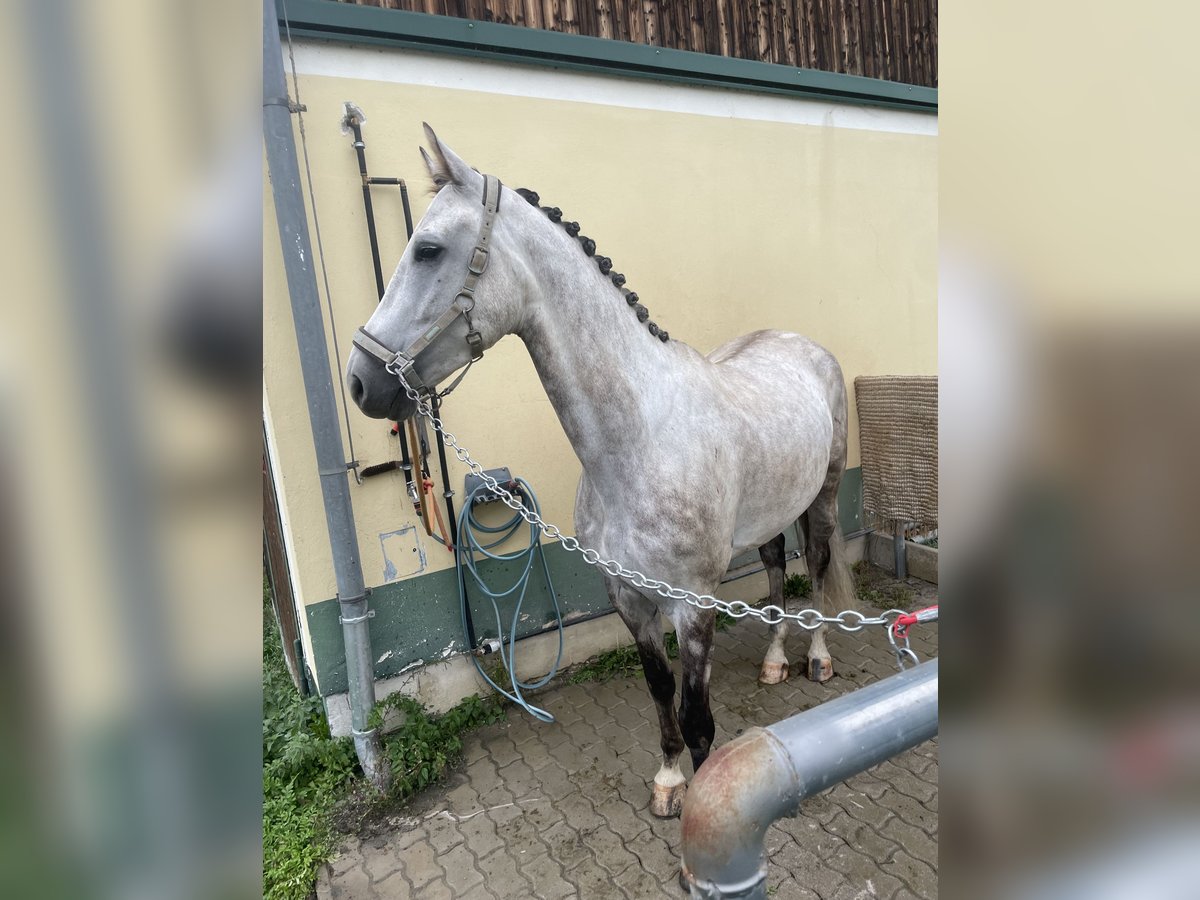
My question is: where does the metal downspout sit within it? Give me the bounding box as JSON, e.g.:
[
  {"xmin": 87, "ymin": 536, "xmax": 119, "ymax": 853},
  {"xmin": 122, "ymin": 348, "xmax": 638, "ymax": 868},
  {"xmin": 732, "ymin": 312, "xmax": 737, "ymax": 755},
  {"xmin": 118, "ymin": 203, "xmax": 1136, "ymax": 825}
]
[
  {"xmin": 262, "ymin": 0, "xmax": 390, "ymax": 790},
  {"xmin": 680, "ymin": 659, "xmax": 938, "ymax": 898}
]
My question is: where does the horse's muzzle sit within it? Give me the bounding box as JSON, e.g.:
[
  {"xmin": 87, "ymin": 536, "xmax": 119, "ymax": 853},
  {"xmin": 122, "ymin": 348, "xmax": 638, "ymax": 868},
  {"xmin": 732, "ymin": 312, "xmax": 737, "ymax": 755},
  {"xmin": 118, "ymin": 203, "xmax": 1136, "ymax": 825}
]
[{"xmin": 346, "ymin": 350, "xmax": 415, "ymax": 421}]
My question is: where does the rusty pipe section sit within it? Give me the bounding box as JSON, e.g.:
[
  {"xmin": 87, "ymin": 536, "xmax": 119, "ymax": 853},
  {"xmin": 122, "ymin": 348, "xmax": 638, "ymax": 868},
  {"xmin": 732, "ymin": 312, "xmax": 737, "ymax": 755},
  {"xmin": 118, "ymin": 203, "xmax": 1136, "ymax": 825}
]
[{"xmin": 680, "ymin": 659, "xmax": 938, "ymax": 899}]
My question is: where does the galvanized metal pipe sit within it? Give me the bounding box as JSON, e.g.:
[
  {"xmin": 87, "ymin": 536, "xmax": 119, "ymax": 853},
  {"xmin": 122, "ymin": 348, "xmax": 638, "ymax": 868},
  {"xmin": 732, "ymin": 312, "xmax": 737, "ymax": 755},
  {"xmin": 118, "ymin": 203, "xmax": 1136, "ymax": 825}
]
[
  {"xmin": 263, "ymin": 0, "xmax": 389, "ymax": 789},
  {"xmin": 894, "ymin": 520, "xmax": 908, "ymax": 580},
  {"xmin": 681, "ymin": 659, "xmax": 938, "ymax": 899}
]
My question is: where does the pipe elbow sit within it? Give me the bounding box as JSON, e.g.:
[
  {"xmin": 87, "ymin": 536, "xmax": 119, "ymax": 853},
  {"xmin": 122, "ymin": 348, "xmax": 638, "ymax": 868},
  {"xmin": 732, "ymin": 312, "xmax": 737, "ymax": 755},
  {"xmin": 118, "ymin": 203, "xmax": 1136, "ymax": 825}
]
[{"xmin": 680, "ymin": 727, "xmax": 799, "ymax": 897}]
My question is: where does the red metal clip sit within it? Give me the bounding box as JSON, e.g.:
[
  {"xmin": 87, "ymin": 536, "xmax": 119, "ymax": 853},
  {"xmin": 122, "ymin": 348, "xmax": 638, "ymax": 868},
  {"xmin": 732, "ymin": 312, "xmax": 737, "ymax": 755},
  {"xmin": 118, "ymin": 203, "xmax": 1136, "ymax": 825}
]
[{"xmin": 892, "ymin": 605, "xmax": 938, "ymax": 638}]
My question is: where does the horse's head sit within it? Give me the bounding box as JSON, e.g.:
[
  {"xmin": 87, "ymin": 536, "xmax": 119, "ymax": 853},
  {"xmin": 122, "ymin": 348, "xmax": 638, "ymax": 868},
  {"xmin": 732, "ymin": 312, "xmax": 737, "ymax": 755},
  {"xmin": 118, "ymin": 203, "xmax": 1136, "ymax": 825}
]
[{"xmin": 346, "ymin": 125, "xmax": 528, "ymax": 420}]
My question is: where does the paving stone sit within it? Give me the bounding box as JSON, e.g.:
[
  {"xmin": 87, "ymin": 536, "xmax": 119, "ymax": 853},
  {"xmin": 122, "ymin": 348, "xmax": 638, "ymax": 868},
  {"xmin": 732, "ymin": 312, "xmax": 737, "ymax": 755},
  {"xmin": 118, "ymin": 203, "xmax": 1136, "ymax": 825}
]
[
  {"xmin": 878, "ymin": 790, "xmax": 938, "ymax": 837},
  {"xmin": 840, "ymin": 819, "xmax": 902, "ymax": 867},
  {"xmin": 488, "ymin": 735, "xmax": 521, "ymax": 769},
  {"xmin": 371, "ymin": 869, "xmax": 412, "ymax": 899},
  {"xmin": 329, "ymin": 846, "xmax": 362, "ymax": 878},
  {"xmin": 879, "ymin": 818, "xmax": 938, "ymax": 871},
  {"xmin": 829, "ymin": 786, "xmax": 894, "ymax": 831},
  {"xmin": 612, "ymin": 859, "xmax": 665, "ymax": 899},
  {"xmin": 593, "ymin": 797, "xmax": 651, "ymax": 843},
  {"xmin": 769, "ymin": 838, "xmax": 847, "ymax": 899},
  {"xmin": 517, "ymin": 851, "xmax": 575, "ymax": 899},
  {"xmin": 457, "ymin": 811, "xmax": 503, "ymax": 860},
  {"xmin": 801, "ymin": 794, "xmax": 840, "ymax": 826},
  {"xmin": 881, "ymin": 850, "xmax": 938, "ymax": 899},
  {"xmin": 541, "ymin": 820, "xmax": 594, "ymax": 872},
  {"xmin": 495, "ymin": 758, "xmax": 540, "ymax": 800},
  {"xmin": 831, "ymin": 870, "xmax": 906, "ymax": 900},
  {"xmin": 398, "ymin": 840, "xmax": 441, "ymax": 891},
  {"xmin": 444, "ymin": 782, "xmax": 482, "ymax": 816},
  {"xmin": 329, "ymin": 860, "xmax": 372, "ymax": 900},
  {"xmin": 875, "ymin": 760, "xmax": 938, "ymax": 804},
  {"xmin": 477, "ymin": 847, "xmax": 534, "ymax": 898},
  {"xmin": 456, "ymin": 883, "xmax": 496, "ymax": 900},
  {"xmin": 484, "ymin": 795, "xmax": 526, "ymax": 828},
  {"xmin": 769, "ymin": 878, "xmax": 821, "ymax": 900},
  {"xmin": 825, "ymin": 842, "xmax": 879, "ymax": 880},
  {"xmin": 441, "ymin": 843, "xmax": 484, "ymax": 895},
  {"xmin": 362, "ymin": 846, "xmax": 402, "ymax": 884},
  {"xmin": 426, "ymin": 816, "xmax": 466, "ymax": 855},
  {"xmin": 579, "ymin": 824, "xmax": 640, "ymax": 877},
  {"xmin": 563, "ymin": 854, "xmax": 622, "ymax": 897},
  {"xmin": 624, "ymin": 830, "xmax": 680, "ymax": 883}
]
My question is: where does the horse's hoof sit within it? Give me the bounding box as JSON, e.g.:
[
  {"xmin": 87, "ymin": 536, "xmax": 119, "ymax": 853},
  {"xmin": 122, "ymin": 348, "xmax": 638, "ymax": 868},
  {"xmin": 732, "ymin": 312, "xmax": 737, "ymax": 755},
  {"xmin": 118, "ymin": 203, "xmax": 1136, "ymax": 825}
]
[
  {"xmin": 650, "ymin": 781, "xmax": 687, "ymax": 818},
  {"xmin": 807, "ymin": 657, "xmax": 834, "ymax": 683},
  {"xmin": 758, "ymin": 661, "xmax": 789, "ymax": 685}
]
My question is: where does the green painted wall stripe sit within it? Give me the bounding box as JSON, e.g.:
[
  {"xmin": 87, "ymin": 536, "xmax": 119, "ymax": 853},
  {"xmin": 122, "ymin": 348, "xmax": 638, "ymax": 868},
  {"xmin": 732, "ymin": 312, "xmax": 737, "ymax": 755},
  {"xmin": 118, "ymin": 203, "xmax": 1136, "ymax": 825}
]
[
  {"xmin": 839, "ymin": 465, "xmax": 865, "ymax": 536},
  {"xmin": 280, "ymin": 1, "xmax": 936, "ymax": 113},
  {"xmin": 308, "ymin": 466, "xmax": 865, "ymax": 695},
  {"xmin": 308, "ymin": 540, "xmax": 611, "ymax": 696}
]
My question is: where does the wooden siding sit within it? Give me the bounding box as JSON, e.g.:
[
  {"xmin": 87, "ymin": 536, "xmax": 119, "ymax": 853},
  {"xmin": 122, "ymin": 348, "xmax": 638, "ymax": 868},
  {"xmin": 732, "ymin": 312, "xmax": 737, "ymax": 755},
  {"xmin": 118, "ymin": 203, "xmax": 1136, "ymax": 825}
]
[{"xmin": 337, "ymin": 0, "xmax": 937, "ymax": 87}]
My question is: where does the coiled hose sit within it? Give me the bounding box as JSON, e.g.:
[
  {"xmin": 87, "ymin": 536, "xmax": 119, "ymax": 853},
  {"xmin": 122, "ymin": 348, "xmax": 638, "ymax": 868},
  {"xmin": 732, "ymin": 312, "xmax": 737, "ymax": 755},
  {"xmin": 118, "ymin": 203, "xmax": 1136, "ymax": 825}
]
[{"xmin": 457, "ymin": 477, "xmax": 563, "ymax": 722}]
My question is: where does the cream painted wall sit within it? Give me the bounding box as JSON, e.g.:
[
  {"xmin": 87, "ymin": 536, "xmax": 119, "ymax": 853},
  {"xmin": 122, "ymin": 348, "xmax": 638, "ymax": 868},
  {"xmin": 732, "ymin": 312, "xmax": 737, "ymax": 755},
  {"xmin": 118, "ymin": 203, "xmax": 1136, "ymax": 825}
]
[{"xmin": 263, "ymin": 44, "xmax": 936, "ymax": 614}]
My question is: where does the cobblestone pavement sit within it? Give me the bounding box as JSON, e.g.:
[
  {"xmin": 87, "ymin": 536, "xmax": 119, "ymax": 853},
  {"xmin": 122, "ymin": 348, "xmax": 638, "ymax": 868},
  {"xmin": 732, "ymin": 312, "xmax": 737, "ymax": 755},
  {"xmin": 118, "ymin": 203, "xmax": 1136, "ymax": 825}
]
[{"xmin": 320, "ymin": 594, "xmax": 938, "ymax": 899}]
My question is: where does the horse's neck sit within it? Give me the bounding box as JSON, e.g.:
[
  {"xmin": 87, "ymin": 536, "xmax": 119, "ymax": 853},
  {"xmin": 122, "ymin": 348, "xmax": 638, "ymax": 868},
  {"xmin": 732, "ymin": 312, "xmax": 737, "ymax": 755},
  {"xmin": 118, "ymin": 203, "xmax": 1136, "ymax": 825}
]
[{"xmin": 514, "ymin": 233, "xmax": 690, "ymax": 483}]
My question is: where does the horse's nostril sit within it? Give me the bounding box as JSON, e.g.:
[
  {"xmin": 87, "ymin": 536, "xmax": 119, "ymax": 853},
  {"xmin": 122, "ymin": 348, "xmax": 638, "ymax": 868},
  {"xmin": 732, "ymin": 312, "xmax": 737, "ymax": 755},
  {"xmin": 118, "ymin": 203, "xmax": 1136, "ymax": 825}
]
[{"xmin": 348, "ymin": 374, "xmax": 365, "ymax": 407}]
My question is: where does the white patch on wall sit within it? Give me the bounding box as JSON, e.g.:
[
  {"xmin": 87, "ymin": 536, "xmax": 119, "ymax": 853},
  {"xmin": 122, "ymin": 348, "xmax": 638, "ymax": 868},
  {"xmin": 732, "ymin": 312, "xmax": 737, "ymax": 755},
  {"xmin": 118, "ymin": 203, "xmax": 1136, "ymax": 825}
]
[
  {"xmin": 288, "ymin": 42, "xmax": 936, "ymax": 137},
  {"xmin": 380, "ymin": 525, "xmax": 425, "ymax": 581}
]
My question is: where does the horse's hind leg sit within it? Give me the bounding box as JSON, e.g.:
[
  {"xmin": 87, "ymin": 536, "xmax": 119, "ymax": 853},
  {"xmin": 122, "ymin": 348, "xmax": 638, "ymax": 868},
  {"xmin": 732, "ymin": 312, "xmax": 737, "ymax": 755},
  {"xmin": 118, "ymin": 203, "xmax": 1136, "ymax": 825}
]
[
  {"xmin": 803, "ymin": 476, "xmax": 854, "ymax": 683},
  {"xmin": 757, "ymin": 533, "xmax": 790, "ymax": 684},
  {"xmin": 607, "ymin": 578, "xmax": 688, "ymax": 818}
]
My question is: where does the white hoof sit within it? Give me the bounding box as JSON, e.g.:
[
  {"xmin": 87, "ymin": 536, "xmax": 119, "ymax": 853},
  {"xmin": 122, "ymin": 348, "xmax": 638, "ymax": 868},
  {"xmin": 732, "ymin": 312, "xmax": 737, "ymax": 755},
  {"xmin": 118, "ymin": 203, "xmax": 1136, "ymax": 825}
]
[
  {"xmin": 650, "ymin": 781, "xmax": 687, "ymax": 818},
  {"xmin": 807, "ymin": 657, "xmax": 834, "ymax": 683},
  {"xmin": 758, "ymin": 660, "xmax": 789, "ymax": 685}
]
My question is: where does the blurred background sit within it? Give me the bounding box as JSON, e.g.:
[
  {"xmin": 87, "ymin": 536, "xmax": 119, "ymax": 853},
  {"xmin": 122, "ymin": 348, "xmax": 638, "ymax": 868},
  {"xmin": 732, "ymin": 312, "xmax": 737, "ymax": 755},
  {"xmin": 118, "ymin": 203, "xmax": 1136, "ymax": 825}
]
[
  {"xmin": 0, "ymin": 1, "xmax": 260, "ymax": 898},
  {"xmin": 0, "ymin": 0, "xmax": 1195, "ymax": 897},
  {"xmin": 940, "ymin": 2, "xmax": 1200, "ymax": 897}
]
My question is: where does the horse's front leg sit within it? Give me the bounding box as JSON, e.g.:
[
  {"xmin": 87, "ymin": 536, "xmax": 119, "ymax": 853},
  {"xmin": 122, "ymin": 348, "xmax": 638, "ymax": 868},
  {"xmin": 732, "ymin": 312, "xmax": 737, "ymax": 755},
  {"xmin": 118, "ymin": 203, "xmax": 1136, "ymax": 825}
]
[
  {"xmin": 607, "ymin": 579, "xmax": 688, "ymax": 818},
  {"xmin": 676, "ymin": 610, "xmax": 717, "ymax": 772}
]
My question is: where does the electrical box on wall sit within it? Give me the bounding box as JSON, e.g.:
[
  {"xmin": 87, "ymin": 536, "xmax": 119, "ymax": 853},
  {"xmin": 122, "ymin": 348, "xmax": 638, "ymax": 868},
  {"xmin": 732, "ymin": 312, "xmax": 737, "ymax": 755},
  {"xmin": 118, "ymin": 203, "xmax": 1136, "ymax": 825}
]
[{"xmin": 464, "ymin": 467, "xmax": 517, "ymax": 506}]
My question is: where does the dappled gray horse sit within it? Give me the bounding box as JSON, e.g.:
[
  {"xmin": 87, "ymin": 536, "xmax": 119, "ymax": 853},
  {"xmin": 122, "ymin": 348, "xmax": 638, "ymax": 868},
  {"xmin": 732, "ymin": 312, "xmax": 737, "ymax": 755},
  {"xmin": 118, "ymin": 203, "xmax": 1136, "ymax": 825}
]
[{"xmin": 346, "ymin": 127, "xmax": 854, "ymax": 818}]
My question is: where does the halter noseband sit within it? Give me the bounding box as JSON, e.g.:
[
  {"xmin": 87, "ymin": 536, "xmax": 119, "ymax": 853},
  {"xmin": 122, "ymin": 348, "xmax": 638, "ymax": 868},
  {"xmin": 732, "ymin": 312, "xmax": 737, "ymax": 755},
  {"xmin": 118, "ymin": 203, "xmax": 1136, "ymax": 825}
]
[{"xmin": 352, "ymin": 174, "xmax": 502, "ymax": 397}]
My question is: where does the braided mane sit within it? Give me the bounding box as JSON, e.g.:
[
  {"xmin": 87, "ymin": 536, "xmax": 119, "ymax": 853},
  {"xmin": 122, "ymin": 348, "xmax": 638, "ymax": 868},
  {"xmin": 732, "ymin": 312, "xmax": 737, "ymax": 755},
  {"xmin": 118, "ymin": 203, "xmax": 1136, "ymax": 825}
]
[{"xmin": 515, "ymin": 187, "xmax": 670, "ymax": 343}]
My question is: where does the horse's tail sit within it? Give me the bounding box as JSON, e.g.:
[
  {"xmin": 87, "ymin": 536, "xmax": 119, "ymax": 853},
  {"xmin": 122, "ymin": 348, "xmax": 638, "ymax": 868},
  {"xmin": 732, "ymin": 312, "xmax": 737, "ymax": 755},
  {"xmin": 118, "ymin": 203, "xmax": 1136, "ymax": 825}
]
[{"xmin": 822, "ymin": 524, "xmax": 856, "ymax": 615}]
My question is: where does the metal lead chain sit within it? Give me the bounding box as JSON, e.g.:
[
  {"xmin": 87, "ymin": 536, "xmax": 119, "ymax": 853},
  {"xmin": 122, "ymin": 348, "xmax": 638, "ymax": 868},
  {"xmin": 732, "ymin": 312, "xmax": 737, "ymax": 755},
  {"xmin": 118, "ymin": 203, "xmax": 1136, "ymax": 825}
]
[{"xmin": 388, "ymin": 363, "xmax": 923, "ymax": 663}]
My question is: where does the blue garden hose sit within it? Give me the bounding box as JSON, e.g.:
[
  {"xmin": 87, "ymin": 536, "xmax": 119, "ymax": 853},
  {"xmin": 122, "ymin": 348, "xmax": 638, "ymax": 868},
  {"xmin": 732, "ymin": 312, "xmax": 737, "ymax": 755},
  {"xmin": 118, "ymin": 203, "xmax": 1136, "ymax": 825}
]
[{"xmin": 456, "ymin": 477, "xmax": 564, "ymax": 722}]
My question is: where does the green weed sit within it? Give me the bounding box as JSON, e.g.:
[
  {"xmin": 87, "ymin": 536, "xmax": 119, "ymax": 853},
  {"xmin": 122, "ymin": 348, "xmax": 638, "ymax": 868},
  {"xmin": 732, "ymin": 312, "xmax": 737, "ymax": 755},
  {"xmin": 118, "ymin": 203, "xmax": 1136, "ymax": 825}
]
[
  {"xmin": 263, "ymin": 583, "xmax": 355, "ymax": 900},
  {"xmin": 263, "ymin": 578, "xmax": 506, "ymax": 900},
  {"xmin": 783, "ymin": 572, "xmax": 812, "ymax": 599},
  {"xmin": 852, "ymin": 560, "xmax": 918, "ymax": 609},
  {"xmin": 369, "ymin": 691, "xmax": 504, "ymax": 801}
]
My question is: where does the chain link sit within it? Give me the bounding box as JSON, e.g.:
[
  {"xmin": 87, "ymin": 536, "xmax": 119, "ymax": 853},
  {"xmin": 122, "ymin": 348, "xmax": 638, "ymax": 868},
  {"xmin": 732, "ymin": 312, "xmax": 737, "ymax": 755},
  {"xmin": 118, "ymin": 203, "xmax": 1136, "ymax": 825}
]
[{"xmin": 387, "ymin": 364, "xmax": 925, "ymax": 656}]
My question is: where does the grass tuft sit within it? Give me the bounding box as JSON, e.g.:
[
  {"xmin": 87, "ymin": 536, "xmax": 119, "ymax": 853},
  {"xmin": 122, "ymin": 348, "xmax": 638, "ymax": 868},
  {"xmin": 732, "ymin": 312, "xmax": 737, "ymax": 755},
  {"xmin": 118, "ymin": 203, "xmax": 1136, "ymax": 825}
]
[
  {"xmin": 783, "ymin": 572, "xmax": 812, "ymax": 599},
  {"xmin": 852, "ymin": 560, "xmax": 917, "ymax": 609},
  {"xmin": 263, "ymin": 577, "xmax": 505, "ymax": 900}
]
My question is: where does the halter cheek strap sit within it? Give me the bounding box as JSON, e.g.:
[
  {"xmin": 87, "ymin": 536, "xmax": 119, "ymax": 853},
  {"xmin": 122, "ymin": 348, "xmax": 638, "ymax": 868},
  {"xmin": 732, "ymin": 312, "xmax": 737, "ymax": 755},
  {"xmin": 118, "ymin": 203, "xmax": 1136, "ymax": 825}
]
[{"xmin": 352, "ymin": 174, "xmax": 502, "ymax": 397}]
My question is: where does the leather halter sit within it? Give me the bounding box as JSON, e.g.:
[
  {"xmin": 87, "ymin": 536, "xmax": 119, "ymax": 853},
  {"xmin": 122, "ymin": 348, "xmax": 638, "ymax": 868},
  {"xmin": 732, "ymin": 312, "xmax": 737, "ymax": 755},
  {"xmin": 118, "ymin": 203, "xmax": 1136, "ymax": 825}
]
[{"xmin": 352, "ymin": 174, "xmax": 502, "ymax": 397}]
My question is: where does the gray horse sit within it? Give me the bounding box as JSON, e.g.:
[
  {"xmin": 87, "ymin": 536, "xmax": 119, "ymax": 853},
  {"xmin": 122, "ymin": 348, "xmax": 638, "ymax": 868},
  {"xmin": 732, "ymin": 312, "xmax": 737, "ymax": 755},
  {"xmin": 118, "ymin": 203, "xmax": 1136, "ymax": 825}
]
[{"xmin": 346, "ymin": 126, "xmax": 854, "ymax": 818}]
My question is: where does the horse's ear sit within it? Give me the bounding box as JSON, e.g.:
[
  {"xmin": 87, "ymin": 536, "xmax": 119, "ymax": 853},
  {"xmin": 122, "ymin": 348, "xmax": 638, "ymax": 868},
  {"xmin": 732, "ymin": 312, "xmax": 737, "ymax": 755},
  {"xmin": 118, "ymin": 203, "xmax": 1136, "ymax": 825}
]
[{"xmin": 420, "ymin": 123, "xmax": 481, "ymax": 192}]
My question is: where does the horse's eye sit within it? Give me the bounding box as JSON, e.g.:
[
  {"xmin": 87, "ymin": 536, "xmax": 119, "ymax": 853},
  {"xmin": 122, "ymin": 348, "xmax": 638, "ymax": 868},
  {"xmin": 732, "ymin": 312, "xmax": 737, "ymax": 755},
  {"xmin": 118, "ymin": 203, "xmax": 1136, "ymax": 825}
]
[{"xmin": 415, "ymin": 244, "xmax": 443, "ymax": 262}]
